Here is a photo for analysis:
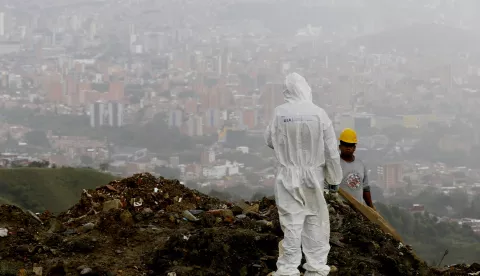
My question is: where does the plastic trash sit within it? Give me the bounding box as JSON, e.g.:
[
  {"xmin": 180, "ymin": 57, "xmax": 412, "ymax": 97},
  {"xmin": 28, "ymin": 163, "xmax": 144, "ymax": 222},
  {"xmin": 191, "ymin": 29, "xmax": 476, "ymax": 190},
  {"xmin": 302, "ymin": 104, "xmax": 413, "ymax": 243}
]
[
  {"xmin": 27, "ymin": 210, "xmax": 43, "ymax": 224},
  {"xmin": 130, "ymin": 198, "xmax": 143, "ymax": 207},
  {"xmin": 189, "ymin": 210, "xmax": 204, "ymax": 215},
  {"xmin": 0, "ymin": 228, "xmax": 7, "ymax": 237},
  {"xmin": 182, "ymin": 210, "xmax": 199, "ymax": 221},
  {"xmin": 256, "ymin": 220, "xmax": 273, "ymax": 227}
]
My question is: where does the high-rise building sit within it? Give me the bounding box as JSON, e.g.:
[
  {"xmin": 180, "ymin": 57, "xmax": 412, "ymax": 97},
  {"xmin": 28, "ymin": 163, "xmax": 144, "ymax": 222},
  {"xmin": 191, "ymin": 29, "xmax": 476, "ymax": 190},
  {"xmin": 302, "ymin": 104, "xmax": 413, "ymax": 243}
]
[
  {"xmin": 90, "ymin": 102, "xmax": 106, "ymax": 128},
  {"xmin": 0, "ymin": 12, "xmax": 5, "ymax": 36},
  {"xmin": 377, "ymin": 163, "xmax": 404, "ymax": 191},
  {"xmin": 219, "ymin": 47, "xmax": 230, "ymax": 76},
  {"xmin": 47, "ymin": 81, "xmax": 63, "ymax": 103},
  {"xmin": 195, "ymin": 115, "xmax": 203, "ymax": 136},
  {"xmin": 89, "ymin": 21, "xmax": 97, "ymax": 40},
  {"xmin": 168, "ymin": 110, "xmax": 183, "ymax": 128},
  {"xmin": 65, "ymin": 73, "xmax": 79, "ymax": 105},
  {"xmin": 182, "ymin": 115, "xmax": 203, "ymax": 137},
  {"xmin": 262, "ymin": 83, "xmax": 284, "ymax": 123},
  {"xmin": 90, "ymin": 102, "xmax": 124, "ymax": 128},
  {"xmin": 201, "ymin": 150, "xmax": 215, "ymax": 165},
  {"xmin": 242, "ymin": 109, "xmax": 258, "ymax": 129},
  {"xmin": 106, "ymin": 81, "xmax": 124, "ymax": 101},
  {"xmin": 129, "ymin": 24, "xmax": 136, "ymax": 35},
  {"xmin": 19, "ymin": 26, "xmax": 26, "ymax": 39},
  {"xmin": 186, "ymin": 116, "xmax": 195, "ymax": 136},
  {"xmin": 107, "ymin": 102, "xmax": 124, "ymax": 127},
  {"xmin": 184, "ymin": 98, "xmax": 198, "ymax": 114},
  {"xmin": 71, "ymin": 15, "xmax": 81, "ymax": 31},
  {"xmin": 205, "ymin": 108, "xmax": 220, "ymax": 128}
]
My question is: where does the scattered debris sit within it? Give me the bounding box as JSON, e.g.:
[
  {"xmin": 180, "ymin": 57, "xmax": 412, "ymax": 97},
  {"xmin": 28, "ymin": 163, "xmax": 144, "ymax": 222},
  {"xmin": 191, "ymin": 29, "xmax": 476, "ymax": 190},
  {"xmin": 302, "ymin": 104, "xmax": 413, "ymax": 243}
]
[
  {"xmin": 26, "ymin": 210, "xmax": 43, "ymax": 224},
  {"xmin": 0, "ymin": 173, "xmax": 476, "ymax": 275},
  {"xmin": 182, "ymin": 210, "xmax": 199, "ymax": 222},
  {"xmin": 33, "ymin": 265, "xmax": 43, "ymax": 275}
]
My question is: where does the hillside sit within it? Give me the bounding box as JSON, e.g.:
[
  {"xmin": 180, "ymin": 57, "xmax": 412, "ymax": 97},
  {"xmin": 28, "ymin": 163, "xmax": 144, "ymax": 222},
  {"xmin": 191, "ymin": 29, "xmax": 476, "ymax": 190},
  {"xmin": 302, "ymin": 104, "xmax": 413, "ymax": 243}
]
[
  {"xmin": 0, "ymin": 172, "xmax": 478, "ymax": 275},
  {"xmin": 0, "ymin": 167, "xmax": 116, "ymax": 213},
  {"xmin": 376, "ymin": 202, "xmax": 480, "ymax": 265},
  {"xmin": 348, "ymin": 23, "xmax": 480, "ymax": 54}
]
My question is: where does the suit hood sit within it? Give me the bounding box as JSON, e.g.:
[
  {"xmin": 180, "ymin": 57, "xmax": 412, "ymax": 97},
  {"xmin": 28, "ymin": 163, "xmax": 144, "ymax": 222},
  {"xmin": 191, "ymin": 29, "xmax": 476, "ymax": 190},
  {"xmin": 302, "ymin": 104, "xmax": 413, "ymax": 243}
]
[{"xmin": 283, "ymin": 72, "xmax": 312, "ymax": 103}]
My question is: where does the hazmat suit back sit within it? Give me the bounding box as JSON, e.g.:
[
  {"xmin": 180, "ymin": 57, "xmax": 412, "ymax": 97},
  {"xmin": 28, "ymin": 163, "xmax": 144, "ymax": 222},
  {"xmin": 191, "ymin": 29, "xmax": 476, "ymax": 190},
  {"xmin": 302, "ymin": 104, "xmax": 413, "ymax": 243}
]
[{"xmin": 264, "ymin": 73, "xmax": 342, "ymax": 276}]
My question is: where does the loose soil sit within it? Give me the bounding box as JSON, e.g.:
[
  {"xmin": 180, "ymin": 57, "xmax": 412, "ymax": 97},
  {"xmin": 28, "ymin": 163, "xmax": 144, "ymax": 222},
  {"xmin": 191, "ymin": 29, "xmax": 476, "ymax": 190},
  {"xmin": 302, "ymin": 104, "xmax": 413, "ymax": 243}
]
[{"xmin": 0, "ymin": 173, "xmax": 477, "ymax": 276}]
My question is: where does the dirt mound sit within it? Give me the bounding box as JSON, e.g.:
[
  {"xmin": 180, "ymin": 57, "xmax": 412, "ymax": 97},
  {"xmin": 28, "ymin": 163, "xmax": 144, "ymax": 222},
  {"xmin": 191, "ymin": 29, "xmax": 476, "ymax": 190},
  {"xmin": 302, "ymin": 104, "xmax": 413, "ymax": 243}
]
[{"xmin": 0, "ymin": 173, "xmax": 477, "ymax": 276}]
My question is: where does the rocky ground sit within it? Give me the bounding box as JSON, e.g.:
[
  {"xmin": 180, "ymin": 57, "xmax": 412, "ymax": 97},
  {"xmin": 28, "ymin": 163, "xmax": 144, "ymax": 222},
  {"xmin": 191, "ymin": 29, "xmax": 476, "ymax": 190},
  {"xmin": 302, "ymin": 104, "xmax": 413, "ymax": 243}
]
[{"xmin": 0, "ymin": 173, "xmax": 478, "ymax": 276}]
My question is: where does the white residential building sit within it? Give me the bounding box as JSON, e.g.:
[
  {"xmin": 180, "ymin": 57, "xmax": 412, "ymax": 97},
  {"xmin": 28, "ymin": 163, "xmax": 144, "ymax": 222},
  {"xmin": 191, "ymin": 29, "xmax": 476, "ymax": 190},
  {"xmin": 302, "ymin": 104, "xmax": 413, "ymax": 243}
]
[{"xmin": 202, "ymin": 161, "xmax": 240, "ymax": 179}]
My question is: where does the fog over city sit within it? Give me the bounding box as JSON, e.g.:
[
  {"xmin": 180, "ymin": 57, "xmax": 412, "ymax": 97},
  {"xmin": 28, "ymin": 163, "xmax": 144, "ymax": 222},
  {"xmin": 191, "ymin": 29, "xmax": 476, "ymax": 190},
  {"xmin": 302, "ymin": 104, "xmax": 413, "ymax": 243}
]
[{"xmin": 1, "ymin": 0, "xmax": 480, "ymax": 268}]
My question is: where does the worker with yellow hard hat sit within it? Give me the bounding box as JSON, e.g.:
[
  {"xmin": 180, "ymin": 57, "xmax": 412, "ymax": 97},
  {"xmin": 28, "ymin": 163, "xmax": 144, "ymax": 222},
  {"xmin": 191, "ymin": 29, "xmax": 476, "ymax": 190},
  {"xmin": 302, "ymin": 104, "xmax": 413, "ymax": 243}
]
[{"xmin": 338, "ymin": 128, "xmax": 375, "ymax": 210}]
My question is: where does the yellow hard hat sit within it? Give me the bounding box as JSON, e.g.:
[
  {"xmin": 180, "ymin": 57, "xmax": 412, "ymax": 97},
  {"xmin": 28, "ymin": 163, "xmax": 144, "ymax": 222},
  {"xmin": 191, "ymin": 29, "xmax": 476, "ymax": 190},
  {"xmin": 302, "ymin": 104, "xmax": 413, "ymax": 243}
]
[{"xmin": 339, "ymin": 128, "xmax": 358, "ymax": 144}]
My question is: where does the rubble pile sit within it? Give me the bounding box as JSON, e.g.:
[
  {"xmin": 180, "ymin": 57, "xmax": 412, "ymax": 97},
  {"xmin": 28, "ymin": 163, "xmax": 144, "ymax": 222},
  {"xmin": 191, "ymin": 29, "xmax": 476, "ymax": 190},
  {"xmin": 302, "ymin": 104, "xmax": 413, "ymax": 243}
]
[{"xmin": 0, "ymin": 173, "xmax": 478, "ymax": 276}]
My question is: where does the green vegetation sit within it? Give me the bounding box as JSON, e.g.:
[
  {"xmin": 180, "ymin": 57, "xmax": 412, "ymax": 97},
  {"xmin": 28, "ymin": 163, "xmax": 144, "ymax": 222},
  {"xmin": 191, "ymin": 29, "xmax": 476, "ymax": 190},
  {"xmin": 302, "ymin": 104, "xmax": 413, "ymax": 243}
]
[
  {"xmin": 80, "ymin": 155, "xmax": 94, "ymax": 166},
  {"xmin": 0, "ymin": 167, "xmax": 116, "ymax": 213},
  {"xmin": 390, "ymin": 189, "xmax": 480, "ymax": 219},
  {"xmin": 24, "ymin": 130, "xmax": 51, "ymax": 148},
  {"xmin": 0, "ymin": 108, "xmax": 205, "ymax": 154},
  {"xmin": 0, "ymin": 108, "xmax": 91, "ymax": 136},
  {"xmin": 376, "ymin": 202, "xmax": 480, "ymax": 265}
]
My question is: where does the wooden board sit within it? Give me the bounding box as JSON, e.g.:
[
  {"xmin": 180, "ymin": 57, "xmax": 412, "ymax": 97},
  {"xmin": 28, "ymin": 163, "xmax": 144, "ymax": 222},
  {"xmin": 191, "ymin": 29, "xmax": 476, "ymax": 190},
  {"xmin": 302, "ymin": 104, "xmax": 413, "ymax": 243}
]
[{"xmin": 338, "ymin": 188, "xmax": 404, "ymax": 243}]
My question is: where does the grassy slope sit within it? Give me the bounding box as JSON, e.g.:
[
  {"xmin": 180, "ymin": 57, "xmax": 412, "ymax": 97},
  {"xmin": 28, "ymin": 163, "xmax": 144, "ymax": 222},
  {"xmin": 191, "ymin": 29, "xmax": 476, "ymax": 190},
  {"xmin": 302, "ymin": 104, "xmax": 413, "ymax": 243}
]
[
  {"xmin": 0, "ymin": 167, "xmax": 116, "ymax": 213},
  {"xmin": 376, "ymin": 202, "xmax": 480, "ymax": 265}
]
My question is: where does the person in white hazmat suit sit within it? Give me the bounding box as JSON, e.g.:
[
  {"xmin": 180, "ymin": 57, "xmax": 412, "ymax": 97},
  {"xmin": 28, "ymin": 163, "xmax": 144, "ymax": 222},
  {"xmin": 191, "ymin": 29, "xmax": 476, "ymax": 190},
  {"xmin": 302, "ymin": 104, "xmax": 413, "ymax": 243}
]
[{"xmin": 264, "ymin": 72, "xmax": 343, "ymax": 276}]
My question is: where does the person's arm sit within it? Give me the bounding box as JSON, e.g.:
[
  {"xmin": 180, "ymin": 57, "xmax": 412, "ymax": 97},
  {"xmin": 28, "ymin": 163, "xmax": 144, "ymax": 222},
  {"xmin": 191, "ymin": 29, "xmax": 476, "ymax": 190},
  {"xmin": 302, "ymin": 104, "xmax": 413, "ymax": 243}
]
[
  {"xmin": 264, "ymin": 114, "xmax": 274, "ymax": 149},
  {"xmin": 323, "ymin": 118, "xmax": 342, "ymax": 188},
  {"xmin": 362, "ymin": 164, "xmax": 375, "ymax": 209}
]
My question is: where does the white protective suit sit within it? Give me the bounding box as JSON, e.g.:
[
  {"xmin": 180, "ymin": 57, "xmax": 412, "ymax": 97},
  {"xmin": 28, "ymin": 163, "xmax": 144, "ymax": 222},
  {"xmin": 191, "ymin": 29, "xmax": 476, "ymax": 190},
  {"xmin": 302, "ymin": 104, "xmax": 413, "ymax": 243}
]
[{"xmin": 264, "ymin": 73, "xmax": 343, "ymax": 276}]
